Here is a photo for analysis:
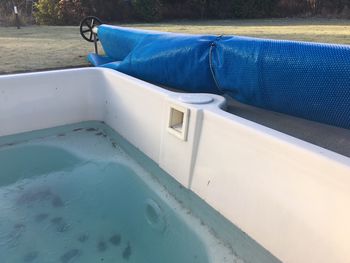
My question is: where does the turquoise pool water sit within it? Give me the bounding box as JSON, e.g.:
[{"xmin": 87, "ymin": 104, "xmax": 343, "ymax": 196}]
[{"xmin": 0, "ymin": 122, "xmax": 279, "ymax": 263}]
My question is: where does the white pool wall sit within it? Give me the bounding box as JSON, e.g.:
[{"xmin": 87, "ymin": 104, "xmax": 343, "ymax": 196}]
[{"xmin": 1, "ymin": 68, "xmax": 350, "ymax": 263}]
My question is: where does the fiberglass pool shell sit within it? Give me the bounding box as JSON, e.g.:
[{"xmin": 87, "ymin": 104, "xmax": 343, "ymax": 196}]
[
  {"xmin": 0, "ymin": 123, "xmax": 229, "ymax": 263},
  {"xmin": 0, "ymin": 68, "xmax": 350, "ymax": 263}
]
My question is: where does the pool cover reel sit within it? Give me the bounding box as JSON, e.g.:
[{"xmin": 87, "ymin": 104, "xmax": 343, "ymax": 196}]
[{"xmin": 88, "ymin": 25, "xmax": 350, "ymax": 129}]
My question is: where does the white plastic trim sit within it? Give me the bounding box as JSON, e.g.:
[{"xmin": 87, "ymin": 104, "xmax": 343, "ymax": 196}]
[{"xmin": 167, "ymin": 102, "xmax": 190, "ymax": 141}]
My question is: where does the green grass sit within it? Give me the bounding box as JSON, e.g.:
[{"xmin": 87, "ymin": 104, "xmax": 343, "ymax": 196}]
[
  {"xmin": 0, "ymin": 26, "xmax": 94, "ymax": 74},
  {"xmin": 0, "ymin": 18, "xmax": 349, "ymax": 74}
]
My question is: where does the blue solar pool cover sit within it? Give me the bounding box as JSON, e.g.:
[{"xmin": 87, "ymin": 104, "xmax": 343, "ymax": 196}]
[{"xmin": 89, "ymin": 25, "xmax": 350, "ymax": 129}]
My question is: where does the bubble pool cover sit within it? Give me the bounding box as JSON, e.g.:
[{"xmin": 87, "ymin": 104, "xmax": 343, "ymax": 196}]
[{"xmin": 89, "ymin": 25, "xmax": 350, "ymax": 129}]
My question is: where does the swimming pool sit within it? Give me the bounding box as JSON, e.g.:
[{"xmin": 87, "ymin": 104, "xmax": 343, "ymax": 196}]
[
  {"xmin": 0, "ymin": 68, "xmax": 349, "ymax": 263},
  {"xmin": 0, "ymin": 122, "xmax": 234, "ymax": 263}
]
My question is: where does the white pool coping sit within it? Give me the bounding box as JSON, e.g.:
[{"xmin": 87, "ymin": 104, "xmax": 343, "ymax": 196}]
[{"xmin": 0, "ymin": 68, "xmax": 349, "ymax": 263}]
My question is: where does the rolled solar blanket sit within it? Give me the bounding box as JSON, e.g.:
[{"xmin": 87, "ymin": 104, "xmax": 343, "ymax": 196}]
[
  {"xmin": 97, "ymin": 25, "xmax": 219, "ymax": 93},
  {"xmin": 98, "ymin": 25, "xmax": 162, "ymax": 61},
  {"xmin": 211, "ymin": 37, "xmax": 350, "ymax": 129},
  {"xmin": 92, "ymin": 25, "xmax": 350, "ymax": 129}
]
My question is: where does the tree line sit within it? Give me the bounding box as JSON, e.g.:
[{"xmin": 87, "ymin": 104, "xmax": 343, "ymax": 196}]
[{"xmin": 0, "ymin": 0, "xmax": 349, "ymax": 25}]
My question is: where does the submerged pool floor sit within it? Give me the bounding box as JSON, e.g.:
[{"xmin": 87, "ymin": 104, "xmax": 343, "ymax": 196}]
[
  {"xmin": 0, "ymin": 122, "xmax": 236, "ymax": 263},
  {"xmin": 1, "ymin": 162, "xmax": 140, "ymax": 263}
]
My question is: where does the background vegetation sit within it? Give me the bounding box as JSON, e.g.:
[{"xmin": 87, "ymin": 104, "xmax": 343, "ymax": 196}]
[{"xmin": 0, "ymin": 0, "xmax": 349, "ymax": 25}]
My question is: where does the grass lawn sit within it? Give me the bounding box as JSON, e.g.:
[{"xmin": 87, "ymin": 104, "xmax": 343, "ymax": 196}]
[{"xmin": 0, "ymin": 18, "xmax": 349, "ymax": 74}]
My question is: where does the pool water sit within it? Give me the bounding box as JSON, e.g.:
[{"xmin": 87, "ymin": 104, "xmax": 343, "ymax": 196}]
[{"xmin": 0, "ymin": 121, "xmax": 279, "ymax": 263}]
